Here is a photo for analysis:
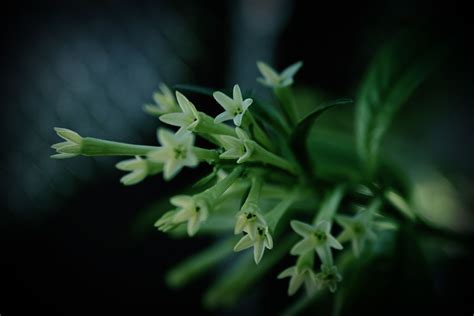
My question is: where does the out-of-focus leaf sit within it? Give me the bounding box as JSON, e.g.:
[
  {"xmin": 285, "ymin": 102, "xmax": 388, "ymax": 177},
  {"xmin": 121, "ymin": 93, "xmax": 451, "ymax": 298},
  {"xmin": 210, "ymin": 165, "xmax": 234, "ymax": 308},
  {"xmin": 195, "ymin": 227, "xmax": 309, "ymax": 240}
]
[
  {"xmin": 355, "ymin": 33, "xmax": 444, "ymax": 176},
  {"xmin": 166, "ymin": 237, "xmax": 237, "ymax": 288},
  {"xmin": 290, "ymin": 99, "xmax": 352, "ymax": 175}
]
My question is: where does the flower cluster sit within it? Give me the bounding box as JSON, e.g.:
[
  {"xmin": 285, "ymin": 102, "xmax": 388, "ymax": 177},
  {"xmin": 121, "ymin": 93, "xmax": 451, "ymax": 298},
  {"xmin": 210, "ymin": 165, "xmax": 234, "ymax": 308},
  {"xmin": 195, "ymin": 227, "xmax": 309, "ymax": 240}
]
[{"xmin": 50, "ymin": 60, "xmax": 406, "ymax": 308}]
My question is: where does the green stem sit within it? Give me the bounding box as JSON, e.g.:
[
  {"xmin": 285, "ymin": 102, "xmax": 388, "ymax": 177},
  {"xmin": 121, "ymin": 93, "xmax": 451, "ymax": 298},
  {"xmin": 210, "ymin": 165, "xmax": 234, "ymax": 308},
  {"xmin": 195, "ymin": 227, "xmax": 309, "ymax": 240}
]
[
  {"xmin": 195, "ymin": 112, "xmax": 236, "ymax": 136},
  {"xmin": 81, "ymin": 137, "xmax": 158, "ymax": 156},
  {"xmin": 246, "ymin": 176, "xmax": 263, "ymax": 203},
  {"xmin": 200, "ymin": 166, "xmax": 244, "ymax": 202},
  {"xmin": 245, "ymin": 112, "xmax": 276, "ymax": 152},
  {"xmin": 192, "ymin": 147, "xmax": 219, "ymax": 162},
  {"xmin": 266, "ymin": 188, "xmax": 300, "ymax": 231},
  {"xmin": 251, "ymin": 142, "xmax": 298, "ymax": 175}
]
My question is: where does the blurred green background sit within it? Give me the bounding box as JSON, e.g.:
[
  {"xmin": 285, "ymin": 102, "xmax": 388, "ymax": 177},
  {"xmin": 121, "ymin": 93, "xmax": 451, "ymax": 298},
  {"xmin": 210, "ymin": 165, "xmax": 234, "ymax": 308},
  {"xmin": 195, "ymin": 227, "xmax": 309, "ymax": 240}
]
[{"xmin": 1, "ymin": 0, "xmax": 473, "ymax": 315}]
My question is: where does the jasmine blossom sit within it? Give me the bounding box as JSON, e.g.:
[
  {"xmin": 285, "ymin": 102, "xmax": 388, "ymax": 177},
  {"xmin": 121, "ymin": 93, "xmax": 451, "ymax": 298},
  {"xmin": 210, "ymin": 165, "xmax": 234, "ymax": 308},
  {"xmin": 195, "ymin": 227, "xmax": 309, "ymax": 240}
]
[
  {"xmin": 290, "ymin": 220, "xmax": 342, "ymax": 265},
  {"xmin": 278, "ymin": 251, "xmax": 318, "ymax": 296},
  {"xmin": 213, "ymin": 84, "xmax": 253, "ymax": 126},
  {"xmin": 234, "ymin": 177, "xmax": 266, "ymax": 239},
  {"xmin": 233, "ymin": 224, "xmax": 273, "ymax": 264},
  {"xmin": 256, "ymin": 61, "xmax": 303, "ymax": 88},
  {"xmin": 171, "ymin": 195, "xmax": 210, "ymax": 236},
  {"xmin": 160, "ymin": 91, "xmax": 236, "ymax": 138},
  {"xmin": 336, "ymin": 210, "xmax": 377, "ymax": 257},
  {"xmin": 143, "ymin": 83, "xmax": 179, "ymax": 116},
  {"xmin": 147, "ymin": 129, "xmax": 198, "ymax": 180}
]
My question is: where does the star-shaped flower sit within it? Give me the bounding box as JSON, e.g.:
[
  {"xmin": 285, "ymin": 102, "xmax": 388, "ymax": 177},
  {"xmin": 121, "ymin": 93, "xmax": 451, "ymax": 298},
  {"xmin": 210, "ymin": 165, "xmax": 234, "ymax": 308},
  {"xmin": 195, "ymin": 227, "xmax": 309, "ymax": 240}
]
[
  {"xmin": 170, "ymin": 195, "xmax": 209, "ymax": 236},
  {"xmin": 278, "ymin": 265, "xmax": 318, "ymax": 296},
  {"xmin": 336, "ymin": 210, "xmax": 377, "ymax": 257},
  {"xmin": 234, "ymin": 201, "xmax": 266, "ymax": 240},
  {"xmin": 213, "ymin": 84, "xmax": 253, "ymax": 126},
  {"xmin": 219, "ymin": 127, "xmax": 254, "ymax": 163},
  {"xmin": 143, "ymin": 83, "xmax": 179, "ymax": 116},
  {"xmin": 147, "ymin": 129, "xmax": 198, "ymax": 180},
  {"xmin": 159, "ymin": 92, "xmax": 200, "ymax": 133},
  {"xmin": 256, "ymin": 61, "xmax": 303, "ymax": 88},
  {"xmin": 51, "ymin": 128, "xmax": 83, "ymax": 159},
  {"xmin": 315, "ymin": 264, "xmax": 343, "ymax": 293},
  {"xmin": 234, "ymin": 225, "xmax": 273, "ymax": 264},
  {"xmin": 290, "ymin": 220, "xmax": 343, "ymax": 265}
]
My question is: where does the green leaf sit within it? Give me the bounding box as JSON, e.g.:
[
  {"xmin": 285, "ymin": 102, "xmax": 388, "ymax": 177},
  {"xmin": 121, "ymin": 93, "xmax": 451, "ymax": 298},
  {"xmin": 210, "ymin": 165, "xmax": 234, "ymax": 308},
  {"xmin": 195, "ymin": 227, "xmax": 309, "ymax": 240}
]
[
  {"xmin": 290, "ymin": 99, "xmax": 353, "ymax": 174},
  {"xmin": 355, "ymin": 34, "xmax": 445, "ymax": 176}
]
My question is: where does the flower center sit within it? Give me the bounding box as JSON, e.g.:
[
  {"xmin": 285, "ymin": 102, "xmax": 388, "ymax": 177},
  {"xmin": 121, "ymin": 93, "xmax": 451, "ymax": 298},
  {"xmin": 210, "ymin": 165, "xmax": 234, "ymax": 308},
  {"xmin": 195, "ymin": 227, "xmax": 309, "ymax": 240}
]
[
  {"xmin": 257, "ymin": 226, "xmax": 265, "ymax": 236},
  {"xmin": 353, "ymin": 223, "xmax": 364, "ymax": 235},
  {"xmin": 173, "ymin": 145, "xmax": 187, "ymax": 160},
  {"xmin": 314, "ymin": 231, "xmax": 327, "ymax": 242},
  {"xmin": 234, "ymin": 107, "xmax": 243, "ymax": 116}
]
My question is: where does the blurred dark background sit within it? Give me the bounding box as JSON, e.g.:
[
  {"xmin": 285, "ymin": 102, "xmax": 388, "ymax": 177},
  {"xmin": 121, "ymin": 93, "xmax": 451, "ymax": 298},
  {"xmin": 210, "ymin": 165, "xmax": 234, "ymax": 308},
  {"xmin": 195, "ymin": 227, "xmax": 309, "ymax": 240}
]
[{"xmin": 1, "ymin": 0, "xmax": 473, "ymax": 315}]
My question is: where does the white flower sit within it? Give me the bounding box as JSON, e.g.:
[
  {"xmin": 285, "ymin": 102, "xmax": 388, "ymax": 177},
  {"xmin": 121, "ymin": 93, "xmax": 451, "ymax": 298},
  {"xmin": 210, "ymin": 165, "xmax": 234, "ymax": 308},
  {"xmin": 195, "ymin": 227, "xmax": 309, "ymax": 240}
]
[
  {"xmin": 51, "ymin": 127, "xmax": 83, "ymax": 159},
  {"xmin": 336, "ymin": 210, "xmax": 377, "ymax": 257},
  {"xmin": 115, "ymin": 156, "xmax": 163, "ymax": 186},
  {"xmin": 290, "ymin": 220, "xmax": 343, "ymax": 265},
  {"xmin": 256, "ymin": 61, "xmax": 303, "ymax": 88},
  {"xmin": 170, "ymin": 195, "xmax": 209, "ymax": 236},
  {"xmin": 278, "ymin": 265, "xmax": 318, "ymax": 296},
  {"xmin": 234, "ymin": 225, "xmax": 273, "ymax": 264},
  {"xmin": 234, "ymin": 202, "xmax": 266, "ymax": 240},
  {"xmin": 219, "ymin": 127, "xmax": 254, "ymax": 163},
  {"xmin": 159, "ymin": 92, "xmax": 200, "ymax": 133},
  {"xmin": 213, "ymin": 84, "xmax": 253, "ymax": 126},
  {"xmin": 147, "ymin": 129, "xmax": 198, "ymax": 180},
  {"xmin": 143, "ymin": 83, "xmax": 179, "ymax": 116}
]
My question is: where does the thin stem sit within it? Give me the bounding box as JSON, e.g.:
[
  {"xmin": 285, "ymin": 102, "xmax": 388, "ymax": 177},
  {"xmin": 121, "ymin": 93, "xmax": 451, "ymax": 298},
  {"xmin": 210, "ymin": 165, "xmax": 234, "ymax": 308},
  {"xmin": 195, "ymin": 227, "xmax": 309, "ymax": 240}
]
[
  {"xmin": 81, "ymin": 137, "xmax": 158, "ymax": 156},
  {"xmin": 252, "ymin": 142, "xmax": 298, "ymax": 176},
  {"xmin": 193, "ymin": 147, "xmax": 220, "ymax": 162}
]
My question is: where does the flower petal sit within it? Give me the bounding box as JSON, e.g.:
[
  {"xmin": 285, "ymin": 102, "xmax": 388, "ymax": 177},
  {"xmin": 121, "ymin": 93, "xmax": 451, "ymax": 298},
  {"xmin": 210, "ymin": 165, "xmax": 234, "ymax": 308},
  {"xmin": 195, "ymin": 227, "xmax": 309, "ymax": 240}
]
[
  {"xmin": 327, "ymin": 235, "xmax": 343, "ymax": 250},
  {"xmin": 187, "ymin": 214, "xmax": 200, "ymax": 236},
  {"xmin": 163, "ymin": 159, "xmax": 183, "ymax": 180},
  {"xmin": 233, "ymin": 113, "xmax": 243, "ymax": 127},
  {"xmin": 242, "ymin": 98, "xmax": 253, "ymax": 111},
  {"xmin": 147, "ymin": 148, "xmax": 169, "ymax": 162},
  {"xmin": 280, "ymin": 61, "xmax": 303, "ymax": 81},
  {"xmin": 265, "ymin": 231, "xmax": 273, "ymax": 249},
  {"xmin": 233, "ymin": 235, "xmax": 254, "ymax": 252},
  {"xmin": 233, "ymin": 84, "xmax": 243, "ymax": 104},
  {"xmin": 157, "ymin": 129, "xmax": 176, "ymax": 147},
  {"xmin": 256, "ymin": 61, "xmax": 280, "ymax": 84},
  {"xmin": 170, "ymin": 195, "xmax": 194, "ymax": 208},
  {"xmin": 213, "ymin": 91, "xmax": 235, "ymax": 112},
  {"xmin": 290, "ymin": 220, "xmax": 314, "ymax": 237},
  {"xmin": 290, "ymin": 238, "xmax": 314, "ymax": 255},
  {"xmin": 253, "ymin": 239, "xmax": 265, "ymax": 264},
  {"xmin": 159, "ymin": 112, "xmax": 192, "ymax": 127},
  {"xmin": 173, "ymin": 207, "xmax": 194, "ymax": 223},
  {"xmin": 220, "ymin": 148, "xmax": 242, "ymax": 160},
  {"xmin": 120, "ymin": 169, "xmax": 146, "ymax": 186},
  {"xmin": 288, "ymin": 273, "xmax": 305, "ymax": 296},
  {"xmin": 277, "ymin": 267, "xmax": 296, "ymax": 279},
  {"xmin": 214, "ymin": 111, "xmax": 234, "ymax": 124}
]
